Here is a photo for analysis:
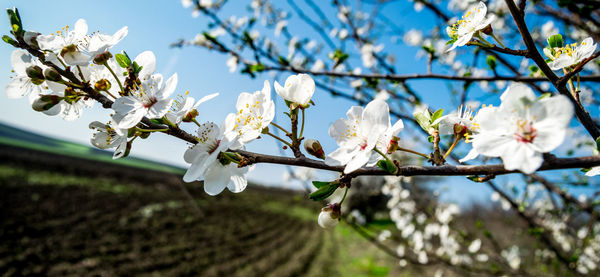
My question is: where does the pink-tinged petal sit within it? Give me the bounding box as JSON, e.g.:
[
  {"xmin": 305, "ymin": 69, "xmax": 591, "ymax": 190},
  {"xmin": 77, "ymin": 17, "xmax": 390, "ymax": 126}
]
[
  {"xmin": 344, "ymin": 150, "xmax": 371, "ymax": 174},
  {"xmin": 134, "ymin": 51, "xmax": 156, "ymax": 79},
  {"xmin": 11, "ymin": 49, "xmax": 31, "ymax": 76},
  {"xmin": 501, "ymin": 143, "xmax": 543, "ymax": 174},
  {"xmin": 203, "ymin": 162, "xmax": 231, "ymax": 195}
]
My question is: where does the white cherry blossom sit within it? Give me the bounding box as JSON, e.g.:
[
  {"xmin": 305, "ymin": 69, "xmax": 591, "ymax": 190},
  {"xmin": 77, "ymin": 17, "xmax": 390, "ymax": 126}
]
[
  {"xmin": 447, "ymin": 2, "xmax": 495, "ymax": 51},
  {"xmin": 89, "ymin": 121, "xmax": 128, "ymax": 159},
  {"xmin": 467, "ymin": 83, "xmax": 573, "ymax": 173},
  {"xmin": 111, "ymin": 73, "xmax": 177, "ymax": 129},
  {"xmin": 6, "ymin": 49, "xmax": 45, "ymax": 103},
  {"xmin": 166, "ymin": 92, "xmax": 219, "ymax": 124},
  {"xmin": 183, "ymin": 122, "xmax": 251, "ymax": 195},
  {"xmin": 325, "ymin": 99, "xmax": 394, "ymax": 174},
  {"xmin": 546, "ymin": 37, "xmax": 597, "ymax": 70},
  {"xmin": 224, "ymin": 80, "xmax": 275, "ymax": 146},
  {"xmin": 274, "ymin": 73, "xmax": 315, "ymax": 107},
  {"xmin": 37, "ymin": 19, "xmax": 127, "ymax": 66}
]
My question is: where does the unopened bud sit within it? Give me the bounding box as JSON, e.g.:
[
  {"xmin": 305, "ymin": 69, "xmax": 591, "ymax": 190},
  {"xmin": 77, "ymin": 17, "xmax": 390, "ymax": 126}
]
[
  {"xmin": 32, "ymin": 95, "xmax": 61, "ymax": 112},
  {"xmin": 23, "ymin": 31, "xmax": 41, "ymax": 49},
  {"xmin": 26, "ymin": 65, "xmax": 43, "ymax": 80},
  {"xmin": 94, "ymin": 79, "xmax": 112, "ymax": 91},
  {"xmin": 93, "ymin": 51, "xmax": 113, "ymax": 65},
  {"xmin": 387, "ymin": 136, "xmax": 400, "ymax": 154},
  {"xmin": 318, "ymin": 203, "xmax": 341, "ymax": 229},
  {"xmin": 182, "ymin": 109, "xmax": 199, "ymax": 122},
  {"xmin": 43, "ymin": 67, "xmax": 61, "ymax": 82},
  {"xmin": 304, "ymin": 139, "xmax": 325, "ymax": 159}
]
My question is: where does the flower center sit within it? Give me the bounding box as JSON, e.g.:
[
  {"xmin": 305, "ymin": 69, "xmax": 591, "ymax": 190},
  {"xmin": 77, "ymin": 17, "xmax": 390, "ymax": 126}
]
[
  {"xmin": 232, "ymin": 100, "xmax": 263, "ymax": 135},
  {"xmin": 514, "ymin": 120, "xmax": 537, "ymax": 143}
]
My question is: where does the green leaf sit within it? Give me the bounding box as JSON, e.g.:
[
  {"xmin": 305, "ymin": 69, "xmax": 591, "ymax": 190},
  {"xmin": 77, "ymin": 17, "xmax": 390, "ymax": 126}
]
[
  {"xmin": 376, "ymin": 159, "xmax": 398, "ymax": 174},
  {"xmin": 486, "ymin": 55, "xmax": 497, "ymax": 70},
  {"xmin": 428, "ymin": 136, "xmax": 434, "ymax": 143},
  {"xmin": 312, "ymin": 181, "xmax": 330, "ymax": 189},
  {"xmin": 2, "ymin": 35, "xmax": 17, "ymax": 47},
  {"xmin": 596, "ymin": 137, "xmax": 600, "ymax": 151},
  {"xmin": 547, "ymin": 34, "xmax": 564, "ymax": 48},
  {"xmin": 309, "ymin": 182, "xmax": 340, "ymax": 201},
  {"xmin": 6, "ymin": 8, "xmax": 23, "ymax": 37},
  {"xmin": 115, "ymin": 52, "xmax": 131, "ymax": 68},
  {"xmin": 132, "ymin": 61, "xmax": 143, "ymax": 74},
  {"xmin": 431, "ymin": 109, "xmax": 444, "ymax": 122},
  {"xmin": 414, "ymin": 113, "xmax": 431, "ymax": 132}
]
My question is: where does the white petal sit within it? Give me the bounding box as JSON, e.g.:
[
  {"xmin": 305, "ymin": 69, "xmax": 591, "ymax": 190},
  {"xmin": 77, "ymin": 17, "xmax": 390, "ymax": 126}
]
[
  {"xmin": 134, "ymin": 51, "xmax": 156, "ymax": 79},
  {"xmin": 501, "ymin": 143, "xmax": 543, "ymax": 174},
  {"xmin": 156, "ymin": 73, "xmax": 177, "ymax": 99},
  {"xmin": 11, "ymin": 49, "xmax": 32, "ymax": 76},
  {"xmin": 344, "ymin": 150, "xmax": 371, "ymax": 174},
  {"xmin": 203, "ymin": 162, "xmax": 231, "ymax": 195}
]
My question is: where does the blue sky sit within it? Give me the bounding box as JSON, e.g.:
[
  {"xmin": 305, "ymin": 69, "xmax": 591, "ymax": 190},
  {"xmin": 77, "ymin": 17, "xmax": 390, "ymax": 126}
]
[{"xmin": 0, "ymin": 0, "xmax": 595, "ymax": 205}]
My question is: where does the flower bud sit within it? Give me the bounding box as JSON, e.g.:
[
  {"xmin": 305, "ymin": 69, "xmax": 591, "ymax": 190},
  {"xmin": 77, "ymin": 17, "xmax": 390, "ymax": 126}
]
[
  {"xmin": 318, "ymin": 203, "xmax": 341, "ymax": 229},
  {"xmin": 23, "ymin": 31, "xmax": 41, "ymax": 49},
  {"xmin": 387, "ymin": 136, "xmax": 400, "ymax": 154},
  {"xmin": 182, "ymin": 109, "xmax": 199, "ymax": 122},
  {"xmin": 26, "ymin": 65, "xmax": 43, "ymax": 79},
  {"xmin": 453, "ymin": 123, "xmax": 468, "ymax": 138},
  {"xmin": 43, "ymin": 67, "xmax": 61, "ymax": 82},
  {"xmin": 94, "ymin": 79, "xmax": 112, "ymax": 91},
  {"xmin": 32, "ymin": 95, "xmax": 61, "ymax": 112},
  {"xmin": 304, "ymin": 139, "xmax": 325, "ymax": 159},
  {"xmin": 60, "ymin": 44, "xmax": 78, "ymax": 58},
  {"xmin": 93, "ymin": 51, "xmax": 113, "ymax": 65}
]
